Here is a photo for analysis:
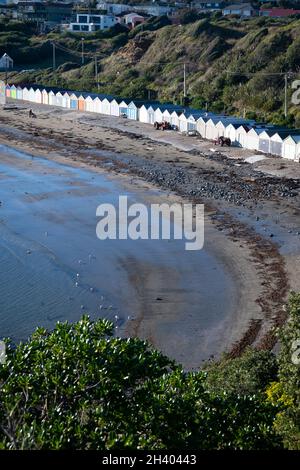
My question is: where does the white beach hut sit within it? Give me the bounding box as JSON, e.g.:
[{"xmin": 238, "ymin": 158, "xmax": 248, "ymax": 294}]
[
  {"xmin": 28, "ymin": 87, "xmax": 36, "ymax": 103},
  {"xmin": 186, "ymin": 114, "xmax": 198, "ymax": 131},
  {"xmin": 244, "ymin": 127, "xmax": 263, "ymax": 150},
  {"xmin": 138, "ymin": 105, "xmax": 148, "ymax": 123},
  {"xmin": 101, "ymin": 98, "xmax": 111, "ymax": 115},
  {"xmin": 128, "ymin": 101, "xmax": 138, "ymax": 120},
  {"xmin": 196, "ymin": 116, "xmax": 208, "ymax": 138},
  {"xmin": 162, "ymin": 109, "xmax": 171, "ymax": 123},
  {"xmin": 282, "ymin": 135, "xmax": 300, "ymax": 161},
  {"xmin": 224, "ymin": 123, "xmax": 239, "ymax": 145},
  {"xmin": 269, "ymin": 132, "xmax": 287, "ymax": 156},
  {"xmin": 34, "ymin": 88, "xmax": 42, "ymax": 104},
  {"xmin": 41, "ymin": 89, "xmax": 49, "ymax": 105},
  {"xmin": 93, "ymin": 97, "xmax": 101, "ymax": 114},
  {"xmin": 110, "ymin": 99, "xmax": 119, "ymax": 117},
  {"xmin": 236, "ymin": 125, "xmax": 249, "ymax": 148},
  {"xmin": 62, "ymin": 92, "xmax": 70, "ymax": 108},
  {"xmin": 16, "ymin": 86, "xmax": 23, "ymax": 100},
  {"xmin": 22, "ymin": 87, "xmax": 30, "ymax": 101},
  {"xmin": 258, "ymin": 130, "xmax": 273, "ymax": 153},
  {"xmin": 48, "ymin": 90, "xmax": 56, "ymax": 106},
  {"xmin": 118, "ymin": 100, "xmax": 128, "ymax": 117},
  {"xmin": 154, "ymin": 106, "xmax": 163, "ymax": 123},
  {"xmin": 170, "ymin": 111, "xmax": 180, "ymax": 128},
  {"xmin": 179, "ymin": 113, "xmax": 188, "ymax": 132},
  {"xmin": 56, "ymin": 92, "xmax": 64, "ymax": 107},
  {"xmin": 205, "ymin": 118, "xmax": 220, "ymax": 140},
  {"xmin": 215, "ymin": 120, "xmax": 227, "ymax": 138},
  {"xmin": 147, "ymin": 106, "xmax": 156, "ymax": 124},
  {"xmin": 85, "ymin": 96, "xmax": 95, "ymax": 112}
]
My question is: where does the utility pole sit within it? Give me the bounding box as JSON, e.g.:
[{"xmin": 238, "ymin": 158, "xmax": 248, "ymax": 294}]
[
  {"xmin": 52, "ymin": 42, "xmax": 56, "ymax": 70},
  {"xmin": 183, "ymin": 62, "xmax": 186, "ymax": 98},
  {"xmin": 284, "ymin": 72, "xmax": 288, "ymax": 118},
  {"xmin": 81, "ymin": 38, "xmax": 85, "ymax": 65},
  {"xmin": 94, "ymin": 56, "xmax": 99, "ymax": 90}
]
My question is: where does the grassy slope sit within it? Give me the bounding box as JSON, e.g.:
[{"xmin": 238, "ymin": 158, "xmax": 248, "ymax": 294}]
[{"xmin": 2, "ymin": 15, "xmax": 300, "ymax": 126}]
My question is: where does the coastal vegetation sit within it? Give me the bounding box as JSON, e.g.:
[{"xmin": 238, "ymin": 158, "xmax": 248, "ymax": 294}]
[
  {"xmin": 1, "ymin": 14, "xmax": 300, "ymax": 127},
  {"xmin": 0, "ymin": 292, "xmax": 299, "ymax": 450}
]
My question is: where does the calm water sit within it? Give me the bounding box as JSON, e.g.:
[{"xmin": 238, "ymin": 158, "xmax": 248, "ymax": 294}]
[{"xmin": 0, "ymin": 144, "xmax": 235, "ymax": 365}]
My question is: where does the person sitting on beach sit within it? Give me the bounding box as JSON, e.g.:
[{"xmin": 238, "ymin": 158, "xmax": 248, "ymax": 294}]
[{"xmin": 28, "ymin": 109, "xmax": 36, "ymax": 118}]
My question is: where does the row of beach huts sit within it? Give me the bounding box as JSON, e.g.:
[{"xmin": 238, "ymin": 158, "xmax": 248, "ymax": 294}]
[{"xmin": 5, "ymin": 83, "xmax": 300, "ymax": 162}]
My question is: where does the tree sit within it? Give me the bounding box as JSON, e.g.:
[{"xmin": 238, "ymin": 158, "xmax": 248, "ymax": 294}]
[{"xmin": 0, "ymin": 316, "xmax": 282, "ymax": 450}]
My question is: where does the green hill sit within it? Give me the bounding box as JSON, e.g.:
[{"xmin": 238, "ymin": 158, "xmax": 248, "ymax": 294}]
[{"xmin": 2, "ymin": 14, "xmax": 300, "ymax": 126}]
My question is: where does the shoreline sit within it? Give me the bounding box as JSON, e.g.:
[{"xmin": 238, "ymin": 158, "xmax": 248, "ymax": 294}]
[{"xmin": 0, "ymin": 101, "xmax": 299, "ymax": 361}]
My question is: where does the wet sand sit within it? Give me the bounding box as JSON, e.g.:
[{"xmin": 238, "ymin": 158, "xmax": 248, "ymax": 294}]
[
  {"xmin": 0, "ymin": 143, "xmax": 241, "ymax": 368},
  {"xmin": 0, "ymin": 101, "xmax": 299, "ymax": 364}
]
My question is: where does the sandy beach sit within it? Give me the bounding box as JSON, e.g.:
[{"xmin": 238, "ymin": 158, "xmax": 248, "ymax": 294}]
[{"xmin": 0, "ymin": 100, "xmax": 300, "ymax": 366}]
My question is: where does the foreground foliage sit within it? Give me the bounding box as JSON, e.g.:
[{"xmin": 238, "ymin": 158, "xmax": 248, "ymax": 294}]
[{"xmin": 0, "ymin": 293, "xmax": 299, "ymax": 450}]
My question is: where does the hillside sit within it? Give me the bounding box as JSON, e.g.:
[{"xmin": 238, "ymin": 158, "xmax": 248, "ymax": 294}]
[{"xmin": 2, "ymin": 14, "xmax": 300, "ymax": 126}]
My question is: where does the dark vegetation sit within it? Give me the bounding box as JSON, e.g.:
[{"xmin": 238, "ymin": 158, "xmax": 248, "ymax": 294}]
[{"xmin": 0, "ymin": 292, "xmax": 299, "ymax": 450}]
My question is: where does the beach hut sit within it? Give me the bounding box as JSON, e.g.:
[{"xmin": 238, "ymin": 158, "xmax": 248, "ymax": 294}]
[
  {"xmin": 224, "ymin": 123, "xmax": 239, "ymax": 145},
  {"xmin": 215, "ymin": 120, "xmax": 227, "ymax": 138},
  {"xmin": 16, "ymin": 86, "xmax": 23, "ymax": 100},
  {"xmin": 28, "ymin": 87, "xmax": 36, "ymax": 102},
  {"xmin": 77, "ymin": 95, "xmax": 85, "ymax": 111},
  {"xmin": 41, "ymin": 89, "xmax": 49, "ymax": 105},
  {"xmin": 178, "ymin": 113, "xmax": 188, "ymax": 132},
  {"xmin": 146, "ymin": 106, "xmax": 156, "ymax": 124},
  {"xmin": 196, "ymin": 116, "xmax": 208, "ymax": 138},
  {"xmin": 93, "ymin": 97, "xmax": 101, "ymax": 114},
  {"xmin": 258, "ymin": 130, "xmax": 273, "ymax": 153},
  {"xmin": 127, "ymin": 101, "xmax": 138, "ymax": 120},
  {"xmin": 282, "ymin": 135, "xmax": 300, "ymax": 161},
  {"xmin": 236, "ymin": 125, "xmax": 249, "ymax": 148},
  {"xmin": 62, "ymin": 92, "xmax": 70, "ymax": 108},
  {"xmin": 55, "ymin": 92, "xmax": 63, "ymax": 107},
  {"xmin": 9, "ymin": 84, "xmax": 17, "ymax": 99},
  {"xmin": 34, "ymin": 88, "xmax": 42, "ymax": 104},
  {"xmin": 244, "ymin": 127, "xmax": 263, "ymax": 150},
  {"xmin": 138, "ymin": 105, "xmax": 148, "ymax": 123},
  {"xmin": 110, "ymin": 99, "xmax": 119, "ymax": 117},
  {"xmin": 101, "ymin": 98, "xmax": 110, "ymax": 115},
  {"xmin": 85, "ymin": 96, "xmax": 94, "ymax": 112},
  {"xmin": 48, "ymin": 90, "xmax": 55, "ymax": 106},
  {"xmin": 170, "ymin": 111, "xmax": 180, "ymax": 128},
  {"xmin": 69, "ymin": 93, "xmax": 78, "ymax": 110},
  {"xmin": 154, "ymin": 106, "xmax": 163, "ymax": 123},
  {"xmin": 5, "ymin": 85, "xmax": 10, "ymax": 98},
  {"xmin": 118, "ymin": 100, "xmax": 128, "ymax": 117},
  {"xmin": 186, "ymin": 114, "xmax": 198, "ymax": 131},
  {"xmin": 22, "ymin": 87, "xmax": 30, "ymax": 101},
  {"xmin": 205, "ymin": 118, "xmax": 220, "ymax": 140},
  {"xmin": 162, "ymin": 109, "xmax": 171, "ymax": 123}
]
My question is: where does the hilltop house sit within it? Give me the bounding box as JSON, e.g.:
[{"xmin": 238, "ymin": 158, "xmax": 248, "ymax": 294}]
[
  {"xmin": 68, "ymin": 13, "xmax": 117, "ymax": 32},
  {"xmin": 0, "ymin": 53, "xmax": 13, "ymax": 70},
  {"xmin": 222, "ymin": 3, "xmax": 258, "ymax": 16}
]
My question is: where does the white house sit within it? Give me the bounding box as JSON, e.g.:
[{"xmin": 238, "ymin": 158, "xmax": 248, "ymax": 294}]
[
  {"xmin": 0, "ymin": 53, "xmax": 13, "ymax": 70},
  {"xmin": 269, "ymin": 131, "xmax": 289, "ymax": 156},
  {"xmin": 162, "ymin": 109, "xmax": 171, "ymax": 123},
  {"xmin": 196, "ymin": 116, "xmax": 210, "ymax": 138},
  {"xmin": 222, "ymin": 3, "xmax": 257, "ymax": 17},
  {"xmin": 244, "ymin": 127, "xmax": 265, "ymax": 150},
  {"xmin": 69, "ymin": 13, "xmax": 117, "ymax": 32},
  {"xmin": 94, "ymin": 97, "xmax": 102, "ymax": 114},
  {"xmin": 282, "ymin": 135, "xmax": 300, "ymax": 161},
  {"xmin": 85, "ymin": 96, "xmax": 95, "ymax": 112},
  {"xmin": 35, "ymin": 88, "xmax": 42, "ymax": 104}
]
